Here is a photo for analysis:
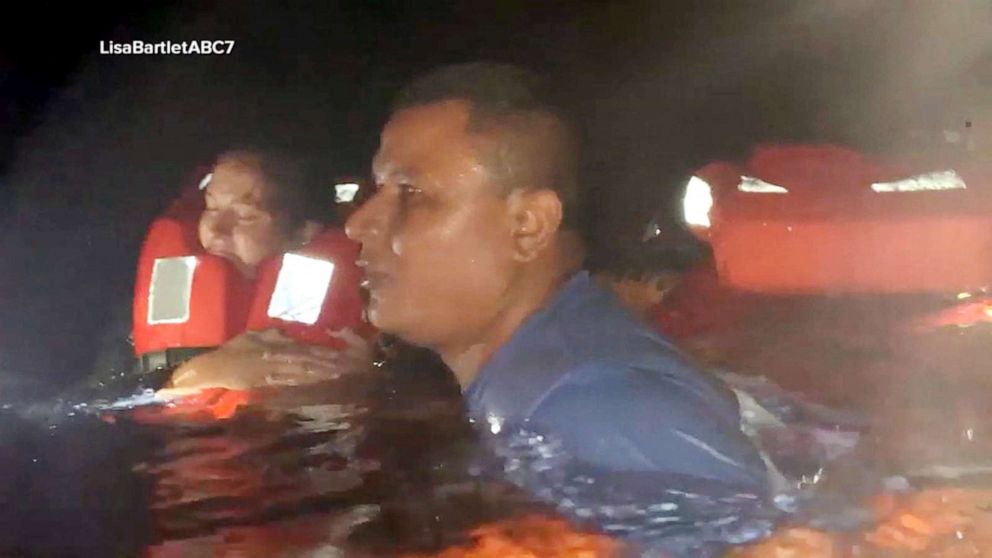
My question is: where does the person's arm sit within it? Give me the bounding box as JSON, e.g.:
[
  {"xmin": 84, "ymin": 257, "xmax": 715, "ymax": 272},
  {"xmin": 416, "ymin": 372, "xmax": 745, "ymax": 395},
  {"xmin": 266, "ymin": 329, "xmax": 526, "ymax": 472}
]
[
  {"xmin": 529, "ymin": 363, "xmax": 768, "ymax": 492},
  {"xmin": 160, "ymin": 328, "xmax": 376, "ymax": 394}
]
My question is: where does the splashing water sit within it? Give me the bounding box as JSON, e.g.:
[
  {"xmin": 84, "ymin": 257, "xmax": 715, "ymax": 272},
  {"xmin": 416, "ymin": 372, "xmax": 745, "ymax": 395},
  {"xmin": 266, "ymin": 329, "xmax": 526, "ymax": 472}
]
[{"xmin": 472, "ymin": 424, "xmax": 781, "ymax": 556}]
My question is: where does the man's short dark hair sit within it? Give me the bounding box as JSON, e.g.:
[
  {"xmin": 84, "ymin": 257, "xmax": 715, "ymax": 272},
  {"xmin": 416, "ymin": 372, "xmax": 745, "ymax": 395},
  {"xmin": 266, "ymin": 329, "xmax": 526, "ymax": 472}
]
[{"xmin": 393, "ymin": 62, "xmax": 581, "ymax": 228}]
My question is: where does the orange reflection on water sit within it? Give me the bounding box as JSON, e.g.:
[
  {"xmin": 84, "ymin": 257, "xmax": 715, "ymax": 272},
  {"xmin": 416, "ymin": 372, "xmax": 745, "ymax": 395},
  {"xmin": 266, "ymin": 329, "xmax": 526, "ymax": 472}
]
[
  {"xmin": 731, "ymin": 488, "xmax": 992, "ymax": 557},
  {"xmin": 402, "ymin": 515, "xmax": 622, "ymax": 558}
]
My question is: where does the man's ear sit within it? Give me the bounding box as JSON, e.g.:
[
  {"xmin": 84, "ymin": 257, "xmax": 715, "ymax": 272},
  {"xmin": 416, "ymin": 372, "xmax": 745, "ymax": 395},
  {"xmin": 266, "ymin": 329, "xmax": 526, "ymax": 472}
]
[{"xmin": 507, "ymin": 189, "xmax": 563, "ymax": 262}]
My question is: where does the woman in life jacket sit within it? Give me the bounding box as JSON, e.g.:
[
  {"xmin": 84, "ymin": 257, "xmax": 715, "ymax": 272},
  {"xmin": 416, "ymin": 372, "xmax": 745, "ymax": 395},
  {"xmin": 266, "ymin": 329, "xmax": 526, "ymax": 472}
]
[
  {"xmin": 160, "ymin": 148, "xmax": 374, "ymax": 395},
  {"xmin": 85, "ymin": 148, "xmax": 373, "ymax": 402}
]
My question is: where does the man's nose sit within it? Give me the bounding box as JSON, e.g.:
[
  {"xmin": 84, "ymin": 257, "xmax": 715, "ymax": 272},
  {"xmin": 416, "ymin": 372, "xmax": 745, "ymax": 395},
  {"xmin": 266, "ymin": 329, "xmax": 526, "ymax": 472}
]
[
  {"xmin": 204, "ymin": 211, "xmax": 235, "ymax": 238},
  {"xmin": 345, "ymin": 192, "xmax": 387, "ymax": 243}
]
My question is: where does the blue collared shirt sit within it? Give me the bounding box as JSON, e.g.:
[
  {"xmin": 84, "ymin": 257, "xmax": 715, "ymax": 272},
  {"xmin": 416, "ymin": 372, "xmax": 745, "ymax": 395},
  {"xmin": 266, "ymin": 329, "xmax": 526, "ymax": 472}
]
[{"xmin": 464, "ymin": 271, "xmax": 767, "ymax": 491}]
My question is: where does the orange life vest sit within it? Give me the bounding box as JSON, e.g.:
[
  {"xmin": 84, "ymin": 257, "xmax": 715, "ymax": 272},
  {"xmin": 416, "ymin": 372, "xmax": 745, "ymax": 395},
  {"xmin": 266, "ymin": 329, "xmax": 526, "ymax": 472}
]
[
  {"xmin": 132, "ymin": 184, "xmax": 368, "ymax": 372},
  {"xmin": 696, "ymin": 145, "xmax": 992, "ymax": 294}
]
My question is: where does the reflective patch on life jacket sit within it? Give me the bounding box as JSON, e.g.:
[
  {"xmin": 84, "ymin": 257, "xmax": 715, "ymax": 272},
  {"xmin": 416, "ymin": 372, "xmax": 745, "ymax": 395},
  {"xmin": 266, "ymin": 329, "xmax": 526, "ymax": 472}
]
[
  {"xmin": 871, "ymin": 170, "xmax": 967, "ymax": 193},
  {"xmin": 334, "ymin": 182, "xmax": 360, "ymax": 203},
  {"xmin": 682, "ymin": 175, "xmax": 713, "ymax": 228},
  {"xmin": 738, "ymin": 176, "xmax": 789, "ymax": 194},
  {"xmin": 148, "ymin": 256, "xmax": 198, "ymax": 324},
  {"xmin": 266, "ymin": 253, "xmax": 335, "ymax": 325}
]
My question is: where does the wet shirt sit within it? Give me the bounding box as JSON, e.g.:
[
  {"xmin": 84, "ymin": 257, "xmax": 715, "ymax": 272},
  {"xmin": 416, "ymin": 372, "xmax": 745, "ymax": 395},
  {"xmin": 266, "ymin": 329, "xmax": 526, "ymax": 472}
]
[{"xmin": 464, "ymin": 271, "xmax": 768, "ymax": 492}]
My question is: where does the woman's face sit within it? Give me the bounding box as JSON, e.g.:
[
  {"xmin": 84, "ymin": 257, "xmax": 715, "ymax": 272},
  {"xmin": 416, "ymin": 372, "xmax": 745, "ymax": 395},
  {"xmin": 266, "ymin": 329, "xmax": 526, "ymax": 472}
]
[{"xmin": 198, "ymin": 156, "xmax": 293, "ymax": 277}]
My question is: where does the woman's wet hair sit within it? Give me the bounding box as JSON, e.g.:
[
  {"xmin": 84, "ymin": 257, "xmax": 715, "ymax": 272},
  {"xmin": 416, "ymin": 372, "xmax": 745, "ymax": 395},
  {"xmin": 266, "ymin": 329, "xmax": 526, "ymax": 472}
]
[{"xmin": 215, "ymin": 147, "xmax": 340, "ymax": 231}]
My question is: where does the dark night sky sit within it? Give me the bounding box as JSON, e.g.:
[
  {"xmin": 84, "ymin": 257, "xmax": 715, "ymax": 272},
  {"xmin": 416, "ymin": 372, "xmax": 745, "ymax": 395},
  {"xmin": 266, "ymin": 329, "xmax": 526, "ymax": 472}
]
[{"xmin": 0, "ymin": 1, "xmax": 988, "ymax": 387}]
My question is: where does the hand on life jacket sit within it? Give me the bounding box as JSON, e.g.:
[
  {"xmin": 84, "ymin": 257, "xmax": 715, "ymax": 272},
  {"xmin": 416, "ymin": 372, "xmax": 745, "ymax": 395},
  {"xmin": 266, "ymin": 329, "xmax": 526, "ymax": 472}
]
[
  {"xmin": 259, "ymin": 327, "xmax": 376, "ymax": 386},
  {"xmin": 162, "ymin": 327, "xmax": 376, "ymax": 393}
]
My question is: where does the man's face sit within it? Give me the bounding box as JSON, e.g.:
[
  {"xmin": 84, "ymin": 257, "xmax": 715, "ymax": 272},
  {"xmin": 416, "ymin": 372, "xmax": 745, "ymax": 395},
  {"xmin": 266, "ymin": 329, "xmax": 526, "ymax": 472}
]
[
  {"xmin": 198, "ymin": 157, "xmax": 291, "ymax": 277},
  {"xmin": 345, "ymin": 101, "xmax": 517, "ymax": 348}
]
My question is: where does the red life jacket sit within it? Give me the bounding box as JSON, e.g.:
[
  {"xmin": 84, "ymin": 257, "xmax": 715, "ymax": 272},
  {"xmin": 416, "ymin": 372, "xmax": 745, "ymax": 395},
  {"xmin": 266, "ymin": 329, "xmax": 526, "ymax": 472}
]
[
  {"xmin": 132, "ymin": 185, "xmax": 369, "ymax": 371},
  {"xmin": 245, "ymin": 227, "xmax": 369, "ymax": 346},
  {"xmin": 699, "ymin": 144, "xmax": 992, "ymax": 294}
]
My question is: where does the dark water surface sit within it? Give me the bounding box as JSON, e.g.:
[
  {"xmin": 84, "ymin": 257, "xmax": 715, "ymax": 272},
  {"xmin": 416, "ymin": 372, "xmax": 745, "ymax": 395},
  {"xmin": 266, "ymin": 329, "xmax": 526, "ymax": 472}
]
[
  {"xmin": 3, "ymin": 319, "xmax": 992, "ymax": 557},
  {"xmin": 0, "ymin": 352, "xmax": 561, "ymax": 557}
]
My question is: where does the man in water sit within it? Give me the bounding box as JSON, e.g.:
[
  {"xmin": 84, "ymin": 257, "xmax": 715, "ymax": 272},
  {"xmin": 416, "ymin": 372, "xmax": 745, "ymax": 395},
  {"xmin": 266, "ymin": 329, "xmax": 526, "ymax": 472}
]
[{"xmin": 345, "ymin": 63, "xmax": 767, "ymax": 493}]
